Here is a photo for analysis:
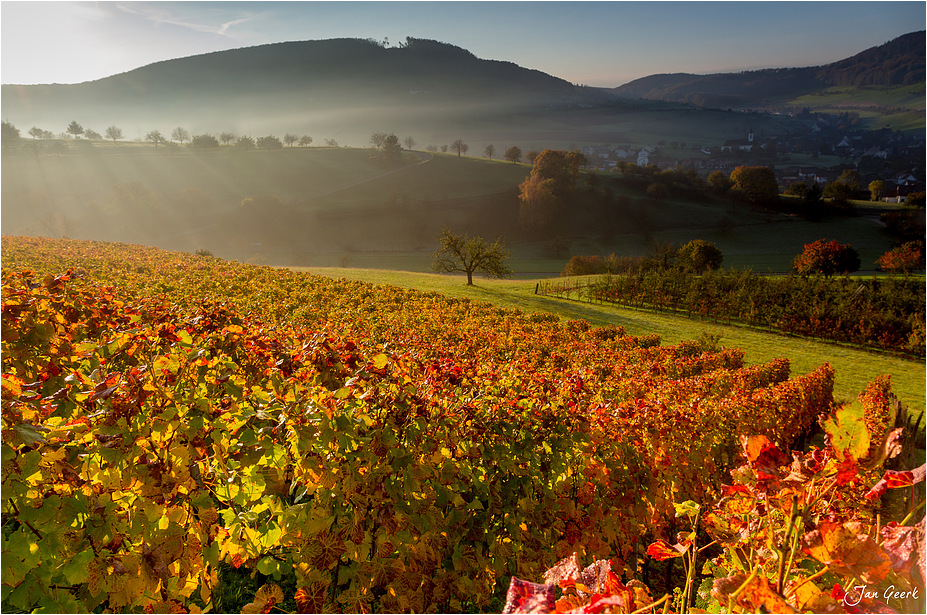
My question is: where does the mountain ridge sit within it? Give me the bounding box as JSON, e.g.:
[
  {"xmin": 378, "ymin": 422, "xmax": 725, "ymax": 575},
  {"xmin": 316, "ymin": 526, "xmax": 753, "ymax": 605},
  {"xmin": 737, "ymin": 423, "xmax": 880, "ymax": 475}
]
[{"xmin": 611, "ymin": 31, "xmax": 925, "ymax": 108}]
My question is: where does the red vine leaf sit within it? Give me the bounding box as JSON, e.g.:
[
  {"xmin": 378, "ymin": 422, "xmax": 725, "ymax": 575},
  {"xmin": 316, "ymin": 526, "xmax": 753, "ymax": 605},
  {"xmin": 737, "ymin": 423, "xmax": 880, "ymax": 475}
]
[
  {"xmin": 866, "ymin": 463, "xmax": 926, "ymax": 501},
  {"xmin": 880, "ymin": 519, "xmax": 926, "ymax": 579},
  {"xmin": 801, "ymin": 521, "xmax": 892, "ymax": 583},
  {"xmin": 711, "ymin": 573, "xmax": 796, "ymax": 613},
  {"xmin": 645, "ymin": 539, "xmax": 687, "ymax": 561},
  {"xmin": 504, "ymin": 577, "xmax": 555, "ymax": 614}
]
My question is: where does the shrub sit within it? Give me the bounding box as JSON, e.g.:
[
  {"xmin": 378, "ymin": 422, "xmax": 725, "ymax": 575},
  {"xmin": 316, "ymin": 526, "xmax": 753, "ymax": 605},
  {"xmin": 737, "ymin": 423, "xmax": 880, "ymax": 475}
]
[
  {"xmin": 677, "ymin": 239, "xmax": 723, "ymax": 273},
  {"xmin": 877, "ymin": 241, "xmax": 924, "ymax": 274},
  {"xmin": 561, "ymin": 255, "xmax": 606, "ymax": 277},
  {"xmin": 793, "ymin": 239, "xmax": 860, "ymax": 276}
]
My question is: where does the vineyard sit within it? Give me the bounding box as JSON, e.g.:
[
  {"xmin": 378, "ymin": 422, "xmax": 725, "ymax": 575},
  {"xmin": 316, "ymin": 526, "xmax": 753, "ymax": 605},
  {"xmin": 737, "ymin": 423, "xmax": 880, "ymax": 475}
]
[
  {"xmin": 539, "ymin": 269, "xmax": 926, "ymax": 357},
  {"xmin": 1, "ymin": 235, "xmax": 924, "ymax": 614}
]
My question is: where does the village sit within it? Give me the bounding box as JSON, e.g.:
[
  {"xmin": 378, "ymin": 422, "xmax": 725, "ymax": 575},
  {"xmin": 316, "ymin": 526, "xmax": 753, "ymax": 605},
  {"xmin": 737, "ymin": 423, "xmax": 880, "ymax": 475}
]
[{"xmin": 581, "ymin": 110, "xmax": 924, "ymax": 201}]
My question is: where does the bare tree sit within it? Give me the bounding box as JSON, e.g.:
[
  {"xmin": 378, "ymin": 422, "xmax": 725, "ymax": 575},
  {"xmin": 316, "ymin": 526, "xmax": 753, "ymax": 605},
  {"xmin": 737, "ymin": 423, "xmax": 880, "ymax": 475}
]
[
  {"xmin": 484, "ymin": 144, "xmax": 496, "ymax": 160},
  {"xmin": 451, "ymin": 139, "xmax": 469, "ymax": 157},
  {"xmin": 146, "ymin": 129, "xmax": 165, "ymax": 147},
  {"xmin": 104, "ymin": 126, "xmax": 123, "ymax": 142},
  {"xmin": 171, "ymin": 127, "xmax": 190, "ymax": 145},
  {"xmin": 404, "ymin": 136, "xmax": 416, "ymax": 150}
]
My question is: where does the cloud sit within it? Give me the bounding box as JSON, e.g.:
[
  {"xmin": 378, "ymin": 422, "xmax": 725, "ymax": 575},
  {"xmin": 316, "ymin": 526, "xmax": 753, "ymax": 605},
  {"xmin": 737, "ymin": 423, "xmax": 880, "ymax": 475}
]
[{"xmin": 115, "ymin": 2, "xmax": 260, "ymax": 38}]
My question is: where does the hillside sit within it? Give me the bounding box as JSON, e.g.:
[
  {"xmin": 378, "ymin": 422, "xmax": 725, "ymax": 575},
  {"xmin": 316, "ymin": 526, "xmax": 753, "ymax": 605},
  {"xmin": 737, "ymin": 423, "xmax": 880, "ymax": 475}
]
[
  {"xmin": 1, "ymin": 146, "xmax": 900, "ymax": 272},
  {"xmin": 1, "ymin": 37, "xmax": 606, "ymax": 145},
  {"xmin": 612, "ymin": 31, "xmax": 925, "ymax": 110}
]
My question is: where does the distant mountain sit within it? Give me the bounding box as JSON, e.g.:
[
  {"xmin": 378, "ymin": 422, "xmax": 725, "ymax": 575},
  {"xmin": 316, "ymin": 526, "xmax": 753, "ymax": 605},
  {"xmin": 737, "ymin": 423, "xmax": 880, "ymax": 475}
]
[
  {"xmin": 1, "ymin": 38, "xmax": 606, "ymax": 142},
  {"xmin": 612, "ymin": 31, "xmax": 925, "ymax": 109}
]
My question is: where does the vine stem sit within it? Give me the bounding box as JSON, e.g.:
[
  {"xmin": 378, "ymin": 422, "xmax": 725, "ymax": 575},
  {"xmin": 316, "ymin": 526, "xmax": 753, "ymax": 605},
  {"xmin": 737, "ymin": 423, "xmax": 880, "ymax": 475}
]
[
  {"xmin": 784, "ymin": 566, "xmax": 829, "ymax": 599},
  {"xmin": 630, "ymin": 592, "xmax": 670, "ymax": 614}
]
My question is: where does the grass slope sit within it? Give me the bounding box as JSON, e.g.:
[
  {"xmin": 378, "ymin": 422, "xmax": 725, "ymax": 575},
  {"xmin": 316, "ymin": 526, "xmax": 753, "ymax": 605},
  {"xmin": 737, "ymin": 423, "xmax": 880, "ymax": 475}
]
[
  {"xmin": 303, "ymin": 267, "xmax": 926, "ymax": 416},
  {"xmin": 1, "ymin": 146, "xmax": 901, "ymax": 273}
]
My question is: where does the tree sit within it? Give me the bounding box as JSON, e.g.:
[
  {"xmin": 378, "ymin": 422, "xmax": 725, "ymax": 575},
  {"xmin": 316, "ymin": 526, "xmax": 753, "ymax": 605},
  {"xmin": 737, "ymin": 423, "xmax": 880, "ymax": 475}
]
[
  {"xmin": 171, "ymin": 127, "xmax": 190, "ymax": 145},
  {"xmin": 236, "ymin": 135, "xmax": 256, "ymax": 149},
  {"xmin": 1, "ymin": 121, "xmax": 20, "ymax": 149},
  {"xmin": 869, "ymin": 180, "xmax": 886, "ymax": 202},
  {"xmin": 219, "ymin": 132, "xmax": 235, "ymax": 145},
  {"xmin": 517, "ymin": 149, "xmax": 585, "ymax": 231},
  {"xmin": 876, "ymin": 241, "xmax": 923, "ymax": 274},
  {"xmin": 404, "ymin": 136, "xmax": 416, "ymax": 150},
  {"xmin": 432, "ymin": 229, "xmax": 511, "ymax": 286},
  {"xmin": 66, "ymin": 121, "xmax": 84, "ymax": 139},
  {"xmin": 28, "ymin": 126, "xmax": 44, "ymax": 140},
  {"xmin": 561, "ymin": 255, "xmax": 606, "ymax": 277},
  {"xmin": 484, "ymin": 144, "xmax": 496, "ymax": 160},
  {"xmin": 145, "ymin": 130, "xmax": 165, "ymax": 147},
  {"xmin": 708, "ymin": 170, "xmax": 732, "ymax": 194},
  {"xmin": 191, "ymin": 134, "xmax": 219, "ymax": 148},
  {"xmin": 677, "ymin": 239, "xmax": 723, "ymax": 273},
  {"xmin": 450, "ymin": 139, "xmax": 469, "ymax": 157},
  {"xmin": 284, "ymin": 133, "xmax": 298, "ymax": 147},
  {"xmin": 518, "ymin": 176, "xmax": 559, "ymax": 230},
  {"xmin": 730, "ymin": 165, "xmax": 778, "ymax": 205},
  {"xmin": 530, "ymin": 149, "xmax": 584, "ymax": 198},
  {"xmin": 84, "ymin": 128, "xmax": 102, "ymax": 140},
  {"xmin": 370, "ymin": 132, "xmax": 401, "ymax": 162},
  {"xmin": 256, "ymin": 135, "xmax": 283, "ymax": 150},
  {"xmin": 298, "ymin": 135, "xmax": 313, "ymax": 147},
  {"xmin": 793, "ymin": 239, "xmax": 861, "ymax": 276},
  {"xmin": 104, "ymin": 126, "xmax": 123, "ymax": 142},
  {"xmin": 785, "ymin": 182, "xmax": 808, "ymax": 198},
  {"xmin": 505, "ymin": 146, "xmax": 522, "ymax": 164},
  {"xmin": 525, "ymin": 150, "xmax": 540, "ymax": 164}
]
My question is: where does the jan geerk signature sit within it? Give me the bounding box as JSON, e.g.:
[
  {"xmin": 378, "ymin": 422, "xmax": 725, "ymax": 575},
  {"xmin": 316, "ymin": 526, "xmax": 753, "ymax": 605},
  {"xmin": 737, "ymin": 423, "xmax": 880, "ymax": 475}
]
[{"xmin": 842, "ymin": 584, "xmax": 920, "ymax": 607}]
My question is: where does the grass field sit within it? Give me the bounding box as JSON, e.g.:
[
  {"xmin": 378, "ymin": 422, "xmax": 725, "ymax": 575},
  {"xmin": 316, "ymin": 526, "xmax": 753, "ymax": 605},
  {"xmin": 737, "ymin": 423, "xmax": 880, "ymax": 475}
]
[{"xmin": 301, "ymin": 266, "xmax": 926, "ymax": 417}]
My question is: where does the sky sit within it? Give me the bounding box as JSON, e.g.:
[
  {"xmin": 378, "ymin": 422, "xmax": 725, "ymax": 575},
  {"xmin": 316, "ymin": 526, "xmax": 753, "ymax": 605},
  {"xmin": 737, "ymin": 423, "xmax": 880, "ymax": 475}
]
[{"xmin": 1, "ymin": 1, "xmax": 924, "ymax": 87}]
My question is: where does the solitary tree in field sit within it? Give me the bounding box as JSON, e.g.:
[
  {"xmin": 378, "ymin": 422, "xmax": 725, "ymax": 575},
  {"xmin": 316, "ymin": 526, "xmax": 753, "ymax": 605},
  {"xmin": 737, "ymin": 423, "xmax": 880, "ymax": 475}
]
[
  {"xmin": 66, "ymin": 121, "xmax": 84, "ymax": 139},
  {"xmin": 104, "ymin": 126, "xmax": 123, "ymax": 142},
  {"xmin": 484, "ymin": 144, "xmax": 496, "ymax": 160},
  {"xmin": 450, "ymin": 139, "xmax": 468, "ymax": 157},
  {"xmin": 171, "ymin": 127, "xmax": 190, "ymax": 145},
  {"xmin": 299, "ymin": 135, "xmax": 313, "ymax": 146},
  {"xmin": 505, "ymin": 146, "xmax": 522, "ymax": 164},
  {"xmin": 432, "ymin": 229, "xmax": 511, "ymax": 286},
  {"xmin": 284, "ymin": 133, "xmax": 298, "ymax": 147},
  {"xmin": 404, "ymin": 136, "xmax": 416, "ymax": 150}
]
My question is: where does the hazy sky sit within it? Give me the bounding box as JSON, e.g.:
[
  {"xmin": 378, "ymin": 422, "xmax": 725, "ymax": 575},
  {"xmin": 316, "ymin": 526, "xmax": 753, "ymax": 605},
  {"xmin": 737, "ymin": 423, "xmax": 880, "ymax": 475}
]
[{"xmin": 1, "ymin": 1, "xmax": 924, "ymax": 87}]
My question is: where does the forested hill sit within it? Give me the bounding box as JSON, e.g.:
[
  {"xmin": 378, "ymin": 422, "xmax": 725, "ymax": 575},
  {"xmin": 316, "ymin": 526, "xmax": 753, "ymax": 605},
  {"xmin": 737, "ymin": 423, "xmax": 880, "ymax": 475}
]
[
  {"xmin": 611, "ymin": 30, "xmax": 925, "ymax": 108},
  {"xmin": 0, "ymin": 37, "xmax": 605, "ymax": 139}
]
